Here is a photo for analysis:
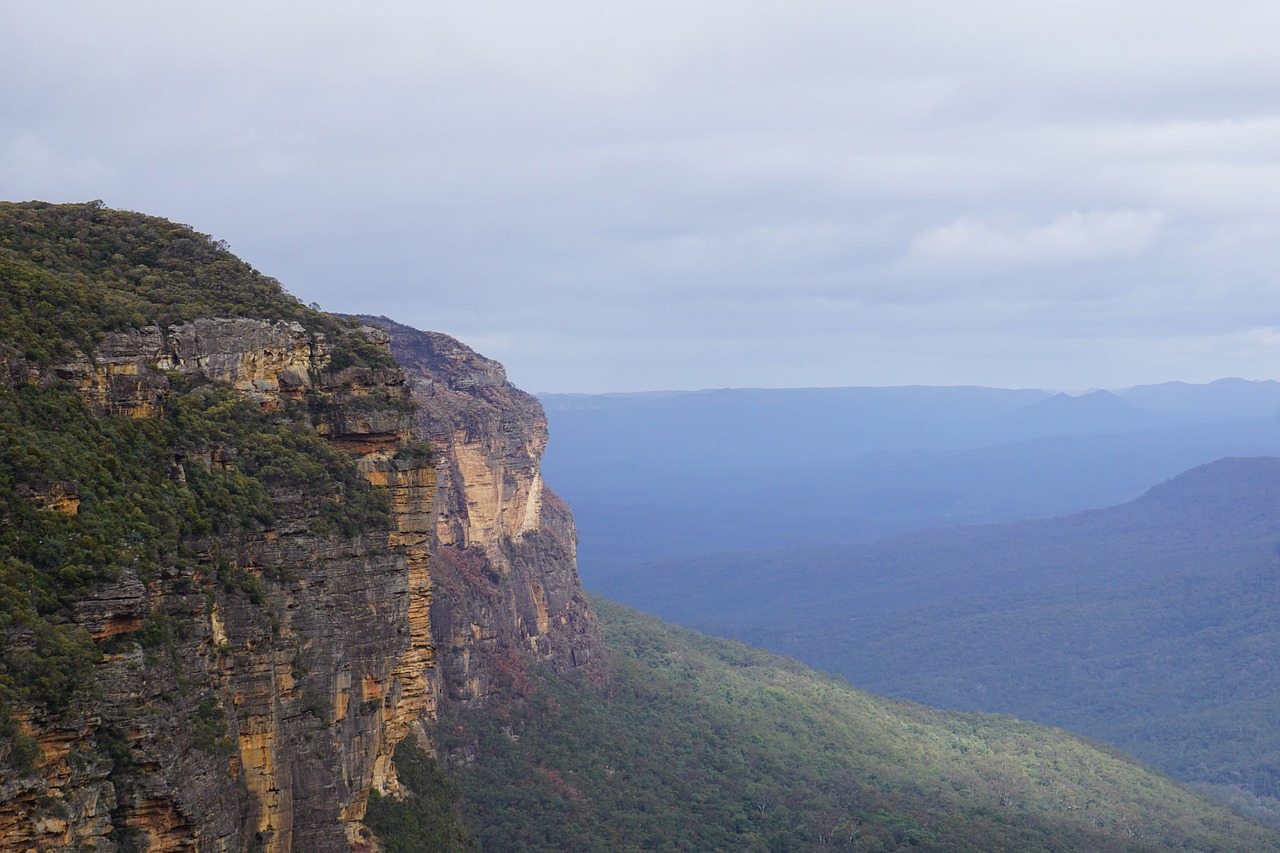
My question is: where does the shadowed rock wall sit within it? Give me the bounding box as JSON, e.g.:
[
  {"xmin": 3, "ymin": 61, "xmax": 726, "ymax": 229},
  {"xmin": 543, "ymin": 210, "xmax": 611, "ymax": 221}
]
[{"xmin": 361, "ymin": 317, "xmax": 603, "ymax": 708}]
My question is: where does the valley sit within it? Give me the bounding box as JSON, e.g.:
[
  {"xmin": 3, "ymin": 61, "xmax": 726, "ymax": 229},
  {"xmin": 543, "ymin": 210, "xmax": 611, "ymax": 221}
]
[{"xmin": 544, "ymin": 389, "xmax": 1280, "ymax": 824}]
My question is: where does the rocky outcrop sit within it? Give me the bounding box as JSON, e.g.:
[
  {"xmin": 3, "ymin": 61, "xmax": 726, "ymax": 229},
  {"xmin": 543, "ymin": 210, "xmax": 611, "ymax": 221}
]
[
  {"xmin": 359, "ymin": 317, "xmax": 604, "ymax": 707},
  {"xmin": 52, "ymin": 319, "xmax": 325, "ymax": 419},
  {"xmin": 358, "ymin": 458, "xmax": 437, "ymax": 800}
]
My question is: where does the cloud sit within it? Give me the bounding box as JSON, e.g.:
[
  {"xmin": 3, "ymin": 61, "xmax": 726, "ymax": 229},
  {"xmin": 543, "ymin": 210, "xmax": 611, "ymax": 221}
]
[
  {"xmin": 3, "ymin": 1, "xmax": 1280, "ymax": 391},
  {"xmin": 905, "ymin": 210, "xmax": 1167, "ymax": 271},
  {"xmin": 0, "ymin": 134, "xmax": 111, "ymax": 199}
]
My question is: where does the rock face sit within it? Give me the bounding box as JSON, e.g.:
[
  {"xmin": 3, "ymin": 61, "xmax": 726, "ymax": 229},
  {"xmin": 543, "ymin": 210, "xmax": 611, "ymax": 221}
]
[
  {"xmin": 360, "ymin": 317, "xmax": 604, "ymax": 707},
  {"xmin": 1, "ymin": 311, "xmax": 603, "ymax": 851},
  {"xmin": 55, "ymin": 319, "xmax": 323, "ymax": 419},
  {"xmin": 0, "ymin": 202, "xmax": 605, "ymax": 850},
  {"xmin": 0, "ymin": 320, "xmax": 435, "ymax": 852}
]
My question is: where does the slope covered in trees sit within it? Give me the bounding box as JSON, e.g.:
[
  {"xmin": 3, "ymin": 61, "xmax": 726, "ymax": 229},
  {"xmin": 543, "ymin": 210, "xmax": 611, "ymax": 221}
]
[
  {"xmin": 372, "ymin": 598, "xmax": 1280, "ymax": 851},
  {"xmin": 0, "ymin": 200, "xmax": 393, "ymax": 369},
  {"xmin": 595, "ymin": 457, "xmax": 1280, "ymax": 822}
]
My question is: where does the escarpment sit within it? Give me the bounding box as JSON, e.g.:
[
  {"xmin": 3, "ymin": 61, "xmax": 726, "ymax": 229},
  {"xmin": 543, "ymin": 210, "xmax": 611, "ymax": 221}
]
[
  {"xmin": 358, "ymin": 317, "xmax": 604, "ymax": 707},
  {"xmin": 0, "ymin": 202, "xmax": 604, "ymax": 851}
]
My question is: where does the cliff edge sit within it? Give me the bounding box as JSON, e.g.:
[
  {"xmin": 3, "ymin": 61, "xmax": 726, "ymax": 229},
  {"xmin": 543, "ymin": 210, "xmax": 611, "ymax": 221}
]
[
  {"xmin": 0, "ymin": 202, "xmax": 600, "ymax": 852},
  {"xmin": 358, "ymin": 316, "xmax": 603, "ymax": 708}
]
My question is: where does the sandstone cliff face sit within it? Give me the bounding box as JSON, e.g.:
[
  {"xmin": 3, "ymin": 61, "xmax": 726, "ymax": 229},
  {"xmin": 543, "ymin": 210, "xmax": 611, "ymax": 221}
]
[
  {"xmin": 361, "ymin": 317, "xmax": 604, "ymax": 708},
  {"xmin": 54, "ymin": 319, "xmax": 323, "ymax": 419},
  {"xmin": 0, "ymin": 321, "xmax": 435, "ymax": 853},
  {"xmin": 2, "ymin": 312, "xmax": 605, "ymax": 851},
  {"xmin": 0, "ymin": 202, "xmax": 606, "ymax": 851}
]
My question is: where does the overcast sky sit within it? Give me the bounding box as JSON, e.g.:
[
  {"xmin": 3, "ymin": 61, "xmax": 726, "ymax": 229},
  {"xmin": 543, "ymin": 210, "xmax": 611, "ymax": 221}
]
[{"xmin": 4, "ymin": 1, "xmax": 1280, "ymax": 393}]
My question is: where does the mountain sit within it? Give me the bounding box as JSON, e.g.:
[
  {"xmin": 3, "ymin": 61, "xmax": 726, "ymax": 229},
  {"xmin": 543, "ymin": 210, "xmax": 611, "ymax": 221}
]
[
  {"xmin": 540, "ymin": 386, "xmax": 1280, "ymax": 578},
  {"xmin": 377, "ymin": 598, "xmax": 1280, "ymax": 852},
  {"xmin": 2, "ymin": 201, "xmax": 1277, "ymax": 850},
  {"xmin": 595, "ymin": 456, "xmax": 1280, "ymax": 822},
  {"xmin": 991, "ymin": 389, "xmax": 1163, "ymax": 438},
  {"xmin": 1119, "ymin": 378, "xmax": 1280, "ymax": 420}
]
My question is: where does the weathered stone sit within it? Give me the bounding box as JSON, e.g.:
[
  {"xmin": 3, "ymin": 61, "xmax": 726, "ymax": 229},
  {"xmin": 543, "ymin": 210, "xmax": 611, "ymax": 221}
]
[
  {"xmin": 361, "ymin": 316, "xmax": 605, "ymax": 706},
  {"xmin": 2, "ymin": 311, "xmax": 604, "ymax": 851},
  {"xmin": 0, "ymin": 319, "xmax": 430, "ymax": 853},
  {"xmin": 72, "ymin": 571, "xmax": 148, "ymax": 640},
  {"xmin": 18, "ymin": 481, "xmax": 81, "ymax": 516}
]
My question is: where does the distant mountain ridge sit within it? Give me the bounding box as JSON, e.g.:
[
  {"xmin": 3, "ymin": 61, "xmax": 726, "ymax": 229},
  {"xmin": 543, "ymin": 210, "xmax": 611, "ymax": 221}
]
[
  {"xmin": 1119, "ymin": 377, "xmax": 1280, "ymax": 419},
  {"xmin": 993, "ymin": 388, "xmax": 1163, "ymax": 437},
  {"xmin": 540, "ymin": 381, "xmax": 1280, "ymax": 577}
]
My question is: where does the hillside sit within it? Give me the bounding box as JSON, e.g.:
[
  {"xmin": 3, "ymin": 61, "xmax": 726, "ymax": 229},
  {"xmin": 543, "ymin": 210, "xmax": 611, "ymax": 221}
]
[
  {"xmin": 596, "ymin": 456, "xmax": 1280, "ymax": 821},
  {"xmin": 373, "ymin": 598, "xmax": 1280, "ymax": 852}
]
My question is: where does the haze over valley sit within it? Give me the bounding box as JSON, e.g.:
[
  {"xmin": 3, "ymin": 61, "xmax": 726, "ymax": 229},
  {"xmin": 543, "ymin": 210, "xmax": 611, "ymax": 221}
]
[
  {"xmin": 8, "ymin": 202, "xmax": 1278, "ymax": 850},
  {"xmin": 542, "ymin": 384, "xmax": 1280, "ymax": 823},
  {"xmin": 542, "ymin": 381, "xmax": 1280, "ymax": 574}
]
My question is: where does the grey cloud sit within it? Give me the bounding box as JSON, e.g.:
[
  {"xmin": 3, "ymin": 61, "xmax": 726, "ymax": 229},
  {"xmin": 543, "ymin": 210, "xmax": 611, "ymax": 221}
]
[
  {"xmin": 905, "ymin": 210, "xmax": 1167, "ymax": 271},
  {"xmin": 4, "ymin": 1, "xmax": 1280, "ymax": 391}
]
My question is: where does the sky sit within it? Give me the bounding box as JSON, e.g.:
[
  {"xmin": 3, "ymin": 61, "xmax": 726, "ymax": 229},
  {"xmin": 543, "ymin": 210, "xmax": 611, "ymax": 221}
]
[{"xmin": 4, "ymin": 1, "xmax": 1280, "ymax": 393}]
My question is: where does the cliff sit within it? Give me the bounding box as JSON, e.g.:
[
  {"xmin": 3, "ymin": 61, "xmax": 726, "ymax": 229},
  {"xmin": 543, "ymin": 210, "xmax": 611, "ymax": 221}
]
[
  {"xmin": 0, "ymin": 318, "xmax": 434, "ymax": 852},
  {"xmin": 358, "ymin": 317, "xmax": 603, "ymax": 707},
  {"xmin": 0, "ymin": 202, "xmax": 599, "ymax": 851}
]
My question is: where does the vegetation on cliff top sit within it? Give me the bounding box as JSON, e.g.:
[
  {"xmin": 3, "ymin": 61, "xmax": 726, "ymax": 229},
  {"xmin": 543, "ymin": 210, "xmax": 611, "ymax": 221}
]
[
  {"xmin": 368, "ymin": 597, "xmax": 1280, "ymax": 852},
  {"xmin": 0, "ymin": 199, "xmax": 393, "ymax": 368}
]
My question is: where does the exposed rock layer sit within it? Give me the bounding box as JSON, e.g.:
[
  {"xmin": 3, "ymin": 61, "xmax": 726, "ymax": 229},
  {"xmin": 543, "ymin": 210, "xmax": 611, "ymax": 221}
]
[
  {"xmin": 2, "ymin": 313, "xmax": 603, "ymax": 851},
  {"xmin": 1, "ymin": 320, "xmax": 433, "ymax": 852},
  {"xmin": 360, "ymin": 316, "xmax": 604, "ymax": 706}
]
